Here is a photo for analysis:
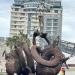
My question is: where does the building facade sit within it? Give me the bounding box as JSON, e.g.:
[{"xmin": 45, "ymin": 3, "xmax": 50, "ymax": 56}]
[
  {"xmin": 10, "ymin": 4, "xmax": 27, "ymax": 37},
  {"xmin": 10, "ymin": 0, "xmax": 62, "ymax": 46}
]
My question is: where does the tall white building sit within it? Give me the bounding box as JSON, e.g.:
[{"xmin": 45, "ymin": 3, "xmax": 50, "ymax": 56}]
[
  {"xmin": 10, "ymin": 4, "xmax": 28, "ymax": 37},
  {"xmin": 10, "ymin": 0, "xmax": 62, "ymax": 46}
]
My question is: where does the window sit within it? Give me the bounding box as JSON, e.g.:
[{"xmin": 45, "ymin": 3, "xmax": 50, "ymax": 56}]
[
  {"xmin": 53, "ymin": 27, "xmax": 57, "ymax": 31},
  {"xmin": 14, "ymin": 13, "xmax": 17, "ymax": 15},
  {"xmin": 19, "ymin": 26, "xmax": 22, "ymax": 28},
  {"xmin": 13, "ymin": 17, "xmax": 18, "ymax": 19},
  {"xmin": 42, "ymin": 0, "xmax": 45, "ymax": 1},
  {"xmin": 46, "ymin": 27, "xmax": 51, "ymax": 30},
  {"xmin": 14, "ymin": 21, "xmax": 17, "ymax": 24},
  {"xmin": 28, "ymin": 17, "xmax": 31, "ymax": 21},
  {"xmin": 14, "ymin": 25, "xmax": 17, "ymax": 28},
  {"xmin": 55, "ymin": 2, "xmax": 61, "ymax": 7},
  {"xmin": 15, "ymin": 8, "xmax": 19, "ymax": 11},
  {"xmin": 19, "ymin": 30, "xmax": 23, "ymax": 33},
  {"xmin": 53, "ymin": 23, "xmax": 58, "ymax": 26},
  {"xmin": 54, "ymin": 10, "xmax": 58, "ymax": 13},
  {"xmin": 53, "ymin": 19, "xmax": 58, "ymax": 22},
  {"xmin": 23, "ymin": 9, "xmax": 26, "ymax": 11},
  {"xmin": 47, "ymin": 19, "xmax": 52, "ymax": 22},
  {"xmin": 24, "ymin": 8, "xmax": 36, "ymax": 11},
  {"xmin": 20, "ymin": 17, "xmax": 24, "ymax": 20},
  {"xmin": 46, "ymin": 19, "xmax": 52, "ymax": 26},
  {"xmin": 47, "ymin": 23, "xmax": 52, "ymax": 26},
  {"xmin": 21, "ymin": 13, "xmax": 25, "ymax": 15}
]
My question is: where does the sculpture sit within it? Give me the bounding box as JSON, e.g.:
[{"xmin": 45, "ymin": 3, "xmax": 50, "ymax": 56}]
[
  {"xmin": 3, "ymin": 43, "xmax": 35, "ymax": 75},
  {"xmin": 31, "ymin": 30, "xmax": 68, "ymax": 75}
]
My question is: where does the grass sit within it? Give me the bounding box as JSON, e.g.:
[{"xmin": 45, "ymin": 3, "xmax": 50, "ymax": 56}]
[
  {"xmin": 0, "ymin": 73, "xmax": 6, "ymax": 75},
  {"xmin": 0, "ymin": 74, "xmax": 3, "ymax": 75}
]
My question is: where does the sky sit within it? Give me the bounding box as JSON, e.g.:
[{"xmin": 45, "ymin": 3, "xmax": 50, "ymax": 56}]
[
  {"xmin": 62, "ymin": 0, "xmax": 75, "ymax": 43},
  {"xmin": 0, "ymin": 0, "xmax": 75, "ymax": 63},
  {"xmin": 0, "ymin": 0, "xmax": 13, "ymax": 37}
]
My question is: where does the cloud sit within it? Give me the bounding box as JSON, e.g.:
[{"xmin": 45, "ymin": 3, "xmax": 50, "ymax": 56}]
[
  {"xmin": 62, "ymin": 0, "xmax": 75, "ymax": 9},
  {"xmin": 0, "ymin": 16, "xmax": 10, "ymax": 37},
  {"xmin": 0, "ymin": 0, "xmax": 12, "ymax": 37},
  {"xmin": 62, "ymin": 0, "xmax": 75, "ymax": 42},
  {"xmin": 0, "ymin": 0, "xmax": 13, "ymax": 4}
]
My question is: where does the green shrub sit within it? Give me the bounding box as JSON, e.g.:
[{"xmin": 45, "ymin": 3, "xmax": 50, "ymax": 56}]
[{"xmin": 0, "ymin": 73, "xmax": 4, "ymax": 75}]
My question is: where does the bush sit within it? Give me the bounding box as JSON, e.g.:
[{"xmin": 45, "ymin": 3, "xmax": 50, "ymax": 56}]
[{"xmin": 0, "ymin": 73, "xmax": 4, "ymax": 75}]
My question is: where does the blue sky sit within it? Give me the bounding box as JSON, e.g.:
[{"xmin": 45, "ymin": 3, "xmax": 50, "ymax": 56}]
[
  {"xmin": 0, "ymin": 0, "xmax": 13, "ymax": 37},
  {"xmin": 0, "ymin": 0, "xmax": 75, "ymax": 42},
  {"xmin": 62, "ymin": 0, "xmax": 75, "ymax": 42}
]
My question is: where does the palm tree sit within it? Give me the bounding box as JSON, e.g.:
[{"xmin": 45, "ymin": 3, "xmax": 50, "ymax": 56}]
[
  {"xmin": 6, "ymin": 32, "xmax": 30, "ymax": 49},
  {"xmin": 19, "ymin": 32, "xmax": 30, "ymax": 47}
]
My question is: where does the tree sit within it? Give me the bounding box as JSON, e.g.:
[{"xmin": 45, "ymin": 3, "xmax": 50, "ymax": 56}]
[{"xmin": 6, "ymin": 32, "xmax": 30, "ymax": 49}]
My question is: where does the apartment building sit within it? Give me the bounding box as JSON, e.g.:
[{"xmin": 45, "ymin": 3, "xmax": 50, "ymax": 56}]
[
  {"xmin": 10, "ymin": 4, "xmax": 28, "ymax": 37},
  {"xmin": 10, "ymin": 0, "xmax": 62, "ymax": 46}
]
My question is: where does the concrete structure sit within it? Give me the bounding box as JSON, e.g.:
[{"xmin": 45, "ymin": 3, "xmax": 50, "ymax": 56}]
[
  {"xmin": 0, "ymin": 37, "xmax": 7, "ymax": 73},
  {"xmin": 10, "ymin": 0, "xmax": 62, "ymax": 46},
  {"xmin": 0, "ymin": 37, "xmax": 10, "ymax": 57},
  {"xmin": 0, "ymin": 58, "xmax": 6, "ymax": 73},
  {"xmin": 0, "ymin": 37, "xmax": 6, "ymax": 57},
  {"xmin": 0, "ymin": 37, "xmax": 11, "ymax": 73}
]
